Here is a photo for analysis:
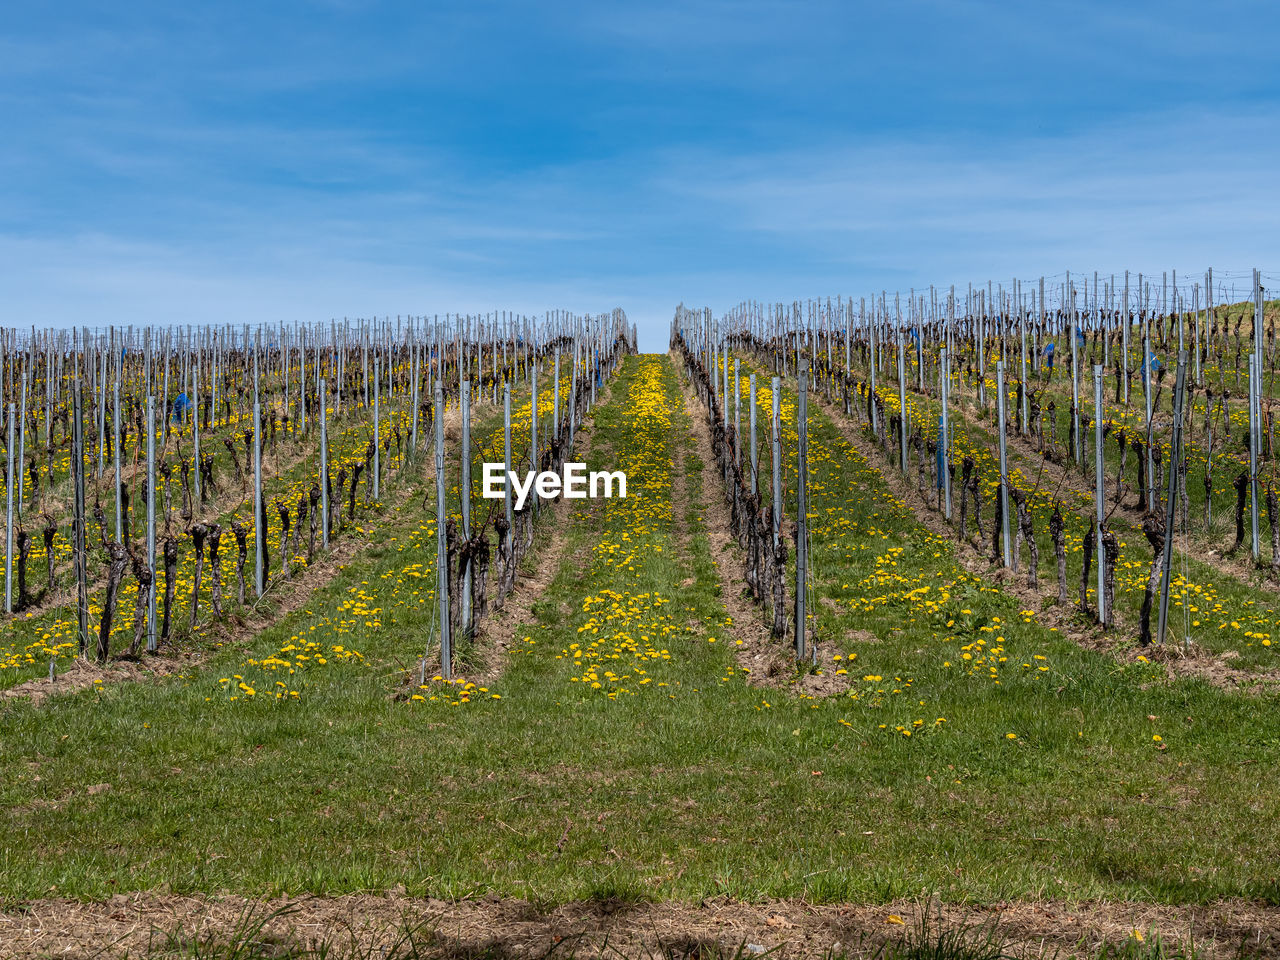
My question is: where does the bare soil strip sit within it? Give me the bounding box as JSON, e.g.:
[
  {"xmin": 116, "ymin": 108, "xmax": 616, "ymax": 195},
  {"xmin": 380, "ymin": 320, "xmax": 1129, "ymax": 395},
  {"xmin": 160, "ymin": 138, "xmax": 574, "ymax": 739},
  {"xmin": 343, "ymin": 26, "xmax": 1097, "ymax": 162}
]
[
  {"xmin": 468, "ymin": 374, "xmax": 618, "ymax": 685},
  {"xmin": 1, "ymin": 893, "xmax": 1276, "ymax": 959},
  {"xmin": 671, "ymin": 356, "xmax": 850, "ymax": 697}
]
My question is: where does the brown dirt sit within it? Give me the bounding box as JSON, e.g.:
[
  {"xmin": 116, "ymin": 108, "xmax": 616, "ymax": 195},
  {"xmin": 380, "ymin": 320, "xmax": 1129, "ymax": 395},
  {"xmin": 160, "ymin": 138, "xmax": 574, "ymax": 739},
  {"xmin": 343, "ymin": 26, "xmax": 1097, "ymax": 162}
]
[
  {"xmin": 441, "ymin": 403, "xmax": 465, "ymax": 443},
  {"xmin": 0, "ymin": 656, "xmax": 186, "ymax": 708},
  {"xmin": 670, "ymin": 354, "xmax": 850, "ymax": 698},
  {"xmin": 812, "ymin": 391, "xmax": 1280, "ymax": 694},
  {"xmin": 1, "ymin": 893, "xmax": 1277, "ymax": 959}
]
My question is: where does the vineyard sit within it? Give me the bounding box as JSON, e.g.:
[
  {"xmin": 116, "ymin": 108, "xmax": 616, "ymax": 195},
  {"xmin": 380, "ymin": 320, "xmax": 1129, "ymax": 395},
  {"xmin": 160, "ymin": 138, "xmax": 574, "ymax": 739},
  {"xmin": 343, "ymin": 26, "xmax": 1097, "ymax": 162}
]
[{"xmin": 2, "ymin": 277, "xmax": 1280, "ymax": 959}]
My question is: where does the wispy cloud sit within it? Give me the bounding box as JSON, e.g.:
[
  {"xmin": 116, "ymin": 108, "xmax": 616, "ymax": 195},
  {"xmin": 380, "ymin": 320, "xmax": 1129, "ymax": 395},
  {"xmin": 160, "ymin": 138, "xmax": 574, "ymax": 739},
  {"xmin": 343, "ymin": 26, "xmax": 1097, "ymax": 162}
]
[{"xmin": 658, "ymin": 109, "xmax": 1280, "ymax": 287}]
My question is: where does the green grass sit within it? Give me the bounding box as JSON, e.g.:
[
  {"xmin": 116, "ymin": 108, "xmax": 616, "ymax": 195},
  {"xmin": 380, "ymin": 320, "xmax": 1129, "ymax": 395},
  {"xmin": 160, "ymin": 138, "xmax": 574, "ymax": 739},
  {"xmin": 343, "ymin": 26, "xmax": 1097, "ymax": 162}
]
[{"xmin": 1, "ymin": 355, "xmax": 1279, "ymax": 913}]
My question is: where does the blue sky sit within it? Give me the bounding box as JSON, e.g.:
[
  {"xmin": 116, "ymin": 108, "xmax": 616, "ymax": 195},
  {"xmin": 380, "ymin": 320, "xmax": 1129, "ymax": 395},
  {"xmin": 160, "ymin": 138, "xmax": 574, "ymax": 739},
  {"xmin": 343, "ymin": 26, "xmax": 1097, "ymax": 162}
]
[{"xmin": 2, "ymin": 1, "xmax": 1278, "ymax": 349}]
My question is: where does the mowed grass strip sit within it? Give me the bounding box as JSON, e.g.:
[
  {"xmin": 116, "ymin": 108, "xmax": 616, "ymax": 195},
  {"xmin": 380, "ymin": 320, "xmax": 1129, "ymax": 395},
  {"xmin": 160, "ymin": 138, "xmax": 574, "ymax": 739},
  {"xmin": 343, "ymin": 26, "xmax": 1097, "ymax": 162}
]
[{"xmin": 0, "ymin": 355, "xmax": 1277, "ymax": 908}]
